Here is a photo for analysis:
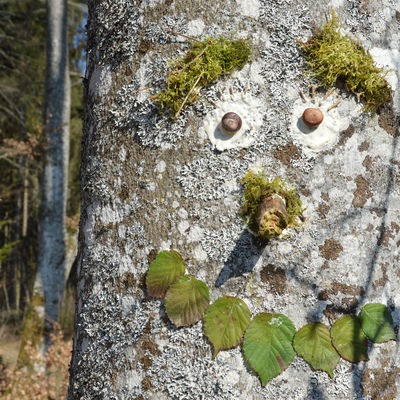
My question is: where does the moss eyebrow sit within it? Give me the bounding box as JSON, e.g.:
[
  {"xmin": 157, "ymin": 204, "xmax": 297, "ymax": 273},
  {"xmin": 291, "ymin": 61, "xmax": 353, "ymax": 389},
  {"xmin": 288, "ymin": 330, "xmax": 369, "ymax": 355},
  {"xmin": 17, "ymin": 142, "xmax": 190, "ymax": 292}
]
[
  {"xmin": 154, "ymin": 36, "xmax": 252, "ymax": 118},
  {"xmin": 299, "ymin": 11, "xmax": 392, "ymax": 111}
]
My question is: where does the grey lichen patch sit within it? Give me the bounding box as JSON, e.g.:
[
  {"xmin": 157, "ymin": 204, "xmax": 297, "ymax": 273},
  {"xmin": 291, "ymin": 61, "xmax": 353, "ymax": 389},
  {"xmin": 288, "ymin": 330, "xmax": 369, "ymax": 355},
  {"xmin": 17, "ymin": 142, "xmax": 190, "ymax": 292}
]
[
  {"xmin": 87, "ymin": 1, "xmax": 142, "ymax": 67},
  {"xmin": 171, "ymin": 0, "xmax": 238, "ymax": 27},
  {"xmin": 141, "ymin": 323, "xmax": 247, "ymax": 400},
  {"xmin": 71, "ymin": 294, "xmax": 156, "ymax": 398},
  {"xmin": 319, "ymin": 239, "xmax": 343, "ymax": 260},
  {"xmin": 177, "ymin": 154, "xmax": 250, "ymax": 201},
  {"xmin": 258, "ymin": 0, "xmax": 312, "ymax": 110}
]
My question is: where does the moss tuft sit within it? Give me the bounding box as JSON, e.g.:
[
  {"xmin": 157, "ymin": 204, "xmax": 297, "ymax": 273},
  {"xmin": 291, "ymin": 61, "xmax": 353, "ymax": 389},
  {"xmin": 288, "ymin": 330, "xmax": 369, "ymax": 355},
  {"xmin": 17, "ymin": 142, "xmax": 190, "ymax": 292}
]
[
  {"xmin": 240, "ymin": 170, "xmax": 304, "ymax": 240},
  {"xmin": 156, "ymin": 36, "xmax": 251, "ymax": 117},
  {"xmin": 299, "ymin": 11, "xmax": 392, "ymax": 111}
]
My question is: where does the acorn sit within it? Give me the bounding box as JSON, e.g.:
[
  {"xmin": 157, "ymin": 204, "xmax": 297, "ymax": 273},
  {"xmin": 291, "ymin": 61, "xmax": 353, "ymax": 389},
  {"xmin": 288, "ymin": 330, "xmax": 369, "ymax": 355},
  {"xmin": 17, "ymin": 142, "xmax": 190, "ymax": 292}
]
[
  {"xmin": 302, "ymin": 108, "xmax": 324, "ymax": 128},
  {"xmin": 221, "ymin": 112, "xmax": 242, "ymax": 135}
]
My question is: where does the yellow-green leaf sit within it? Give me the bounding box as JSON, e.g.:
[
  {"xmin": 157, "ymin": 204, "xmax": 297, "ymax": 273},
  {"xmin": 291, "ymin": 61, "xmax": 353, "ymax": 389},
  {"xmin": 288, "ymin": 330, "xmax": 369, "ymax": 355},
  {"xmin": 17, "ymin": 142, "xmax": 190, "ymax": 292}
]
[
  {"xmin": 243, "ymin": 313, "xmax": 296, "ymax": 385},
  {"xmin": 331, "ymin": 315, "xmax": 369, "ymax": 363},
  {"xmin": 165, "ymin": 275, "xmax": 210, "ymax": 327},
  {"xmin": 204, "ymin": 296, "xmax": 251, "ymax": 357},
  {"xmin": 360, "ymin": 303, "xmax": 396, "ymax": 343},
  {"xmin": 293, "ymin": 323, "xmax": 340, "ymax": 378},
  {"xmin": 146, "ymin": 250, "xmax": 185, "ymax": 298}
]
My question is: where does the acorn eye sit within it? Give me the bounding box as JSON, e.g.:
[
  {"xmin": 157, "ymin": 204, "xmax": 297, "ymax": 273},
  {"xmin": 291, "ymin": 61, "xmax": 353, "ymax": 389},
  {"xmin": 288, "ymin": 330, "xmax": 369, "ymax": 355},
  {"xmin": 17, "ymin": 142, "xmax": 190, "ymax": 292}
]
[
  {"xmin": 221, "ymin": 112, "xmax": 242, "ymax": 135},
  {"xmin": 302, "ymin": 108, "xmax": 324, "ymax": 128}
]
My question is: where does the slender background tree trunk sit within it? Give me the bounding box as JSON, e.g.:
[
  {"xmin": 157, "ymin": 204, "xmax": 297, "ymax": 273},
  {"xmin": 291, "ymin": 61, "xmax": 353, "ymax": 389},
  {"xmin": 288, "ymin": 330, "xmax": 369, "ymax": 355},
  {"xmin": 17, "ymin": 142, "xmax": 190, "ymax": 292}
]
[
  {"xmin": 18, "ymin": 0, "xmax": 70, "ymax": 363},
  {"xmin": 37, "ymin": 0, "xmax": 70, "ymax": 334}
]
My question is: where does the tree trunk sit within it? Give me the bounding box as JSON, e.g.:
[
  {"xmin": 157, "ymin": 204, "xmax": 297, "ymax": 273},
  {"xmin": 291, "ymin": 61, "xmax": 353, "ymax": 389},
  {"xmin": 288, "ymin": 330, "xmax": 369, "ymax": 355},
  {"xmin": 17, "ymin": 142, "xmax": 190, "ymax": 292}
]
[
  {"xmin": 22, "ymin": 166, "xmax": 29, "ymax": 239},
  {"xmin": 69, "ymin": 1, "xmax": 400, "ymax": 399},
  {"xmin": 36, "ymin": 0, "xmax": 70, "ymax": 335}
]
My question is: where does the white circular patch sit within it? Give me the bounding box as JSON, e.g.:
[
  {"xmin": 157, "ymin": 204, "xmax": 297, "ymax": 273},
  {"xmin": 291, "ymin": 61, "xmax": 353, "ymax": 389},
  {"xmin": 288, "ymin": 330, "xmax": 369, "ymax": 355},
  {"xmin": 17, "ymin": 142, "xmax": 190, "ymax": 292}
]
[
  {"xmin": 290, "ymin": 93, "xmax": 355, "ymax": 152},
  {"xmin": 200, "ymin": 89, "xmax": 264, "ymax": 151}
]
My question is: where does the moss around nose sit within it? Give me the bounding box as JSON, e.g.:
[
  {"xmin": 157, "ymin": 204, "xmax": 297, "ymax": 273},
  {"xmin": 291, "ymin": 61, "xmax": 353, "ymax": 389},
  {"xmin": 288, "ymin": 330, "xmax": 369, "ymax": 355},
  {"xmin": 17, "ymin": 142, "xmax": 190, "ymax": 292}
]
[
  {"xmin": 221, "ymin": 112, "xmax": 242, "ymax": 133},
  {"xmin": 302, "ymin": 108, "xmax": 324, "ymax": 127}
]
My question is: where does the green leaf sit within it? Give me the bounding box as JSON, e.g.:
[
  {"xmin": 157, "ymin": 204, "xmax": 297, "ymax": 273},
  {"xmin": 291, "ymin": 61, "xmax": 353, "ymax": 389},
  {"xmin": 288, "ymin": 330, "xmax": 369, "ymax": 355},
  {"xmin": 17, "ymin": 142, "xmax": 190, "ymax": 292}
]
[
  {"xmin": 360, "ymin": 303, "xmax": 396, "ymax": 343},
  {"xmin": 146, "ymin": 250, "xmax": 186, "ymax": 298},
  {"xmin": 331, "ymin": 315, "xmax": 369, "ymax": 363},
  {"xmin": 293, "ymin": 323, "xmax": 340, "ymax": 378},
  {"xmin": 203, "ymin": 296, "xmax": 251, "ymax": 357},
  {"xmin": 243, "ymin": 313, "xmax": 296, "ymax": 385},
  {"xmin": 165, "ymin": 275, "xmax": 210, "ymax": 327}
]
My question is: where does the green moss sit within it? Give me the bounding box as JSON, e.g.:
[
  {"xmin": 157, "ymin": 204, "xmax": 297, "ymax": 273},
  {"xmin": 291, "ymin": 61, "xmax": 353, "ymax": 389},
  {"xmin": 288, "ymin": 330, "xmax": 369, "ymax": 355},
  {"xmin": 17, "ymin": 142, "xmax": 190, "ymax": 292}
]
[
  {"xmin": 240, "ymin": 171, "xmax": 304, "ymax": 240},
  {"xmin": 156, "ymin": 36, "xmax": 251, "ymax": 117},
  {"xmin": 299, "ymin": 11, "xmax": 392, "ymax": 111}
]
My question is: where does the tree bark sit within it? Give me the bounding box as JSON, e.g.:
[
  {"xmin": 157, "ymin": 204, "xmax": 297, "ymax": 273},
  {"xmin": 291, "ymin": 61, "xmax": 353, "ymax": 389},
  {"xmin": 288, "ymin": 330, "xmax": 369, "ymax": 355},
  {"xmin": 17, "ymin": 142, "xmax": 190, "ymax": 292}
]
[
  {"xmin": 36, "ymin": 0, "xmax": 70, "ymax": 332},
  {"xmin": 69, "ymin": 1, "xmax": 400, "ymax": 399}
]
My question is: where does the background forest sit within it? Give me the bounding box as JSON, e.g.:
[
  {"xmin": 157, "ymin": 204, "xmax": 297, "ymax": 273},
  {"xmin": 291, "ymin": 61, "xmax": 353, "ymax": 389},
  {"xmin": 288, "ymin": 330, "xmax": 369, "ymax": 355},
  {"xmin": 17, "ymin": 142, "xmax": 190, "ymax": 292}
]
[{"xmin": 0, "ymin": 0, "xmax": 86, "ymax": 397}]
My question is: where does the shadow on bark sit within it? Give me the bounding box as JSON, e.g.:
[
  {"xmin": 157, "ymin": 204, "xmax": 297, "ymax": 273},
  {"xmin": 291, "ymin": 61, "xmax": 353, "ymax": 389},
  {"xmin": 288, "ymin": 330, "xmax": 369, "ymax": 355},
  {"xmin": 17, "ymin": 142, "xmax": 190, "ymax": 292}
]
[
  {"xmin": 214, "ymin": 230, "xmax": 267, "ymax": 288},
  {"xmin": 308, "ymin": 377, "xmax": 327, "ymax": 400}
]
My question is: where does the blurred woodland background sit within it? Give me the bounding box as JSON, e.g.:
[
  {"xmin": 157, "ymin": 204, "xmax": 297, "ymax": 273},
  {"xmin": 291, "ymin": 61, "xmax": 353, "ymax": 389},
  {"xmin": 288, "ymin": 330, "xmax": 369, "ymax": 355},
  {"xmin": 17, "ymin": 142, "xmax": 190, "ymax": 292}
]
[{"xmin": 0, "ymin": 0, "xmax": 86, "ymax": 397}]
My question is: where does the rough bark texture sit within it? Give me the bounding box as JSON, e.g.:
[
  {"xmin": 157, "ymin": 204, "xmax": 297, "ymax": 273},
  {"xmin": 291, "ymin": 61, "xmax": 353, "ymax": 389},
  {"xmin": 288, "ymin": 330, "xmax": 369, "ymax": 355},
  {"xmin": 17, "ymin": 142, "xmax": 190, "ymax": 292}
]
[
  {"xmin": 37, "ymin": 0, "xmax": 70, "ymax": 326},
  {"xmin": 69, "ymin": 0, "xmax": 400, "ymax": 399}
]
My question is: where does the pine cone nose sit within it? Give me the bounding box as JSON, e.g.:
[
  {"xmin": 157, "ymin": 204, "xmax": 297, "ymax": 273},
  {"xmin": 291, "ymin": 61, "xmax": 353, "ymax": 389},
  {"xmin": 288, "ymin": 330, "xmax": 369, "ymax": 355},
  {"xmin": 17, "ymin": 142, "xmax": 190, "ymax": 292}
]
[{"xmin": 221, "ymin": 112, "xmax": 242, "ymax": 134}]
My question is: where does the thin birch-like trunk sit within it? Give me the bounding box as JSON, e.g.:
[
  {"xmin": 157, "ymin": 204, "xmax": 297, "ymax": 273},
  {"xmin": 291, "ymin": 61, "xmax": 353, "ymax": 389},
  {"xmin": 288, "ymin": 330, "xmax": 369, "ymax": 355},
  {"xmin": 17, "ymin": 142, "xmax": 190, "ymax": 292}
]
[
  {"xmin": 22, "ymin": 166, "xmax": 29, "ymax": 238},
  {"xmin": 34, "ymin": 0, "xmax": 70, "ymax": 340}
]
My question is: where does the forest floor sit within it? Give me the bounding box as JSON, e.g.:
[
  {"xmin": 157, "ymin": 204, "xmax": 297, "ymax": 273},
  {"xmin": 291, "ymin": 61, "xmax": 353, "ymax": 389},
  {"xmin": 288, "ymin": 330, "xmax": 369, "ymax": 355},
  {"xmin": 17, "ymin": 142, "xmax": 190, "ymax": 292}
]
[{"xmin": 0, "ymin": 323, "xmax": 20, "ymax": 368}]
